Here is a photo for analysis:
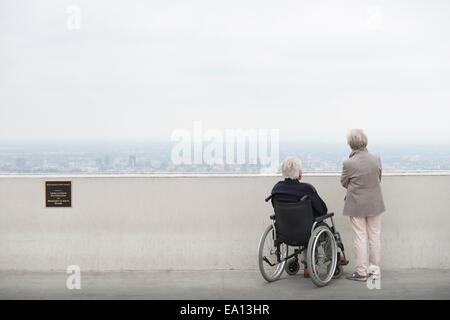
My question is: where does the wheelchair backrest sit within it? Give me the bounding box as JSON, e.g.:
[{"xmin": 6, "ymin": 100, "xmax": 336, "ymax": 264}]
[{"xmin": 272, "ymin": 194, "xmax": 314, "ymax": 246}]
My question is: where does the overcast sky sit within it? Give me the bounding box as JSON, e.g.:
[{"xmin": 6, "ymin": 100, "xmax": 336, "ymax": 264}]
[{"xmin": 1, "ymin": 0, "xmax": 449, "ymax": 144}]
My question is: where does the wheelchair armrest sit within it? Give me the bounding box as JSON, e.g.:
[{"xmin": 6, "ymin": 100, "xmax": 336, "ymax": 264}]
[
  {"xmin": 265, "ymin": 195, "xmax": 273, "ymax": 202},
  {"xmin": 314, "ymin": 212, "xmax": 334, "ymax": 223}
]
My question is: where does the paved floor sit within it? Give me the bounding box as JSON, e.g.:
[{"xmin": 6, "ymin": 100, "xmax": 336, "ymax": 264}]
[{"xmin": 0, "ymin": 269, "xmax": 449, "ymax": 299}]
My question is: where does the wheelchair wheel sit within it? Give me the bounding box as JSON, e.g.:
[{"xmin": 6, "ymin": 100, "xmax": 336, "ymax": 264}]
[
  {"xmin": 285, "ymin": 258, "xmax": 300, "ymax": 276},
  {"xmin": 258, "ymin": 224, "xmax": 287, "ymax": 282},
  {"xmin": 306, "ymin": 225, "xmax": 338, "ymax": 287}
]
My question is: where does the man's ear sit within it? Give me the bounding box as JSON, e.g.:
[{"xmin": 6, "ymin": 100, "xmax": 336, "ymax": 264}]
[{"xmin": 299, "ymin": 170, "xmax": 303, "ymax": 180}]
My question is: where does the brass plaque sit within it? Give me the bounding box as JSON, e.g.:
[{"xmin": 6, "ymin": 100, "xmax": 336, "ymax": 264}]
[{"xmin": 45, "ymin": 181, "xmax": 72, "ymax": 208}]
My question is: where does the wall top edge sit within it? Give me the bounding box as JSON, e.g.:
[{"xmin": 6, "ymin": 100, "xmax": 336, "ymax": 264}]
[{"xmin": 1, "ymin": 172, "xmax": 450, "ymax": 179}]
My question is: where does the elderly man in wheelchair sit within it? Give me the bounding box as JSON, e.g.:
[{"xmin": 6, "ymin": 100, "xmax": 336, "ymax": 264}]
[{"xmin": 258, "ymin": 157, "xmax": 348, "ymax": 287}]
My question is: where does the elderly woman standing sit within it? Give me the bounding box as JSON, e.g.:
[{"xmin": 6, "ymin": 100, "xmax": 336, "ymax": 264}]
[{"xmin": 341, "ymin": 129, "xmax": 385, "ymax": 281}]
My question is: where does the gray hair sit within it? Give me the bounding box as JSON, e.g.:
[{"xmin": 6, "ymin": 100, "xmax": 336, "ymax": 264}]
[
  {"xmin": 347, "ymin": 128, "xmax": 368, "ymax": 150},
  {"xmin": 281, "ymin": 157, "xmax": 302, "ymax": 179}
]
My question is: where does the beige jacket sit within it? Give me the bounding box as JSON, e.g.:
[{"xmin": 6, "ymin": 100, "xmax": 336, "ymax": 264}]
[{"xmin": 340, "ymin": 148, "xmax": 385, "ymax": 217}]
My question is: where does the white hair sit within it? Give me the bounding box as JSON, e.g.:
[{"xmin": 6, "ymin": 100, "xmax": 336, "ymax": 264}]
[
  {"xmin": 347, "ymin": 128, "xmax": 368, "ymax": 150},
  {"xmin": 281, "ymin": 157, "xmax": 302, "ymax": 179}
]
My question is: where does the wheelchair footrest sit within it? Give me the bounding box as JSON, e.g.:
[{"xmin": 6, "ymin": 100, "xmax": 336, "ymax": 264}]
[
  {"xmin": 340, "ymin": 259, "xmax": 349, "ymax": 266},
  {"xmin": 262, "ymin": 256, "xmax": 276, "ymax": 267}
]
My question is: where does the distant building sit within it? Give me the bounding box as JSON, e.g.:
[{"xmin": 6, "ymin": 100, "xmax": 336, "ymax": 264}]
[
  {"xmin": 104, "ymin": 155, "xmax": 111, "ymax": 168},
  {"xmin": 15, "ymin": 158, "xmax": 26, "ymax": 168},
  {"xmin": 129, "ymin": 155, "xmax": 136, "ymax": 168}
]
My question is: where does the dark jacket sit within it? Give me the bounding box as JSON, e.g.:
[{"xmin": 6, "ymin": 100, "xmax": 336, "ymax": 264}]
[{"xmin": 271, "ymin": 178, "xmax": 328, "ymax": 218}]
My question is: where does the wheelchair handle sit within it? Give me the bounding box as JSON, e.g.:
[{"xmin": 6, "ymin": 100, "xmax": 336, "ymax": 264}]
[
  {"xmin": 266, "ymin": 194, "xmax": 309, "ymax": 202},
  {"xmin": 314, "ymin": 212, "xmax": 335, "ymax": 223}
]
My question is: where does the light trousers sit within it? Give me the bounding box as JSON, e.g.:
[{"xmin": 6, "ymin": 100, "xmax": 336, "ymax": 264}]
[{"xmin": 349, "ymin": 214, "xmax": 382, "ymax": 276}]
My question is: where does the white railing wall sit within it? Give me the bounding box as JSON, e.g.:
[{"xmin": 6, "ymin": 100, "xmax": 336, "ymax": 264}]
[{"xmin": 0, "ymin": 174, "xmax": 449, "ymax": 271}]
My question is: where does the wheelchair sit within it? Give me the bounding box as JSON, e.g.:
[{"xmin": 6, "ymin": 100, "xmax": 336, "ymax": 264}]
[{"xmin": 258, "ymin": 193, "xmax": 348, "ymax": 287}]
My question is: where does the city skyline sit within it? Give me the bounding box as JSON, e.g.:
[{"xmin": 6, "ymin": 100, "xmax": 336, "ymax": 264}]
[{"xmin": 1, "ymin": 140, "xmax": 449, "ymax": 174}]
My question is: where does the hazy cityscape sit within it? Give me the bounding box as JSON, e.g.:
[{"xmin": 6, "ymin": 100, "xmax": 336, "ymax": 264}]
[{"xmin": 0, "ymin": 141, "xmax": 449, "ymax": 174}]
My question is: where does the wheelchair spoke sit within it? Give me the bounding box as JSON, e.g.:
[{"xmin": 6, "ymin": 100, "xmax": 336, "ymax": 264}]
[{"xmin": 308, "ymin": 226, "xmax": 338, "ymax": 286}]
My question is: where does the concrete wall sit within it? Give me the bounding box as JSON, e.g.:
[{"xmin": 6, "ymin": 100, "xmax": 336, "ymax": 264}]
[{"xmin": 0, "ymin": 174, "xmax": 449, "ymax": 271}]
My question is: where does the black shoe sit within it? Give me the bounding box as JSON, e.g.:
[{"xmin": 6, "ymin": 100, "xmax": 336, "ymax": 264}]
[{"xmin": 346, "ymin": 272, "xmax": 367, "ymax": 281}]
